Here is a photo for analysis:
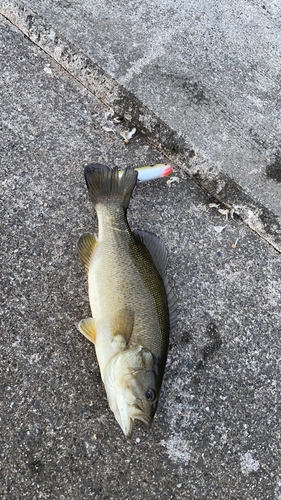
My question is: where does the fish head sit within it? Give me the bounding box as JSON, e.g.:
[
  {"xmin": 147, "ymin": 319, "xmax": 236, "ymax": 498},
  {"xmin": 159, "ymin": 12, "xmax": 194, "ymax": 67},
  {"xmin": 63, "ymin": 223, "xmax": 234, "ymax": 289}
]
[{"xmin": 104, "ymin": 345, "xmax": 160, "ymax": 438}]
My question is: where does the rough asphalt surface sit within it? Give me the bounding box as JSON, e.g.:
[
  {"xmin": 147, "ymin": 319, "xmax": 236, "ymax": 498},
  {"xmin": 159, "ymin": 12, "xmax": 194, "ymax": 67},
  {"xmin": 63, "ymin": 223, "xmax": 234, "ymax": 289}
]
[
  {"xmin": 2, "ymin": 0, "xmax": 281, "ymax": 252},
  {"xmin": 1, "ymin": 15, "xmax": 281, "ymax": 500}
]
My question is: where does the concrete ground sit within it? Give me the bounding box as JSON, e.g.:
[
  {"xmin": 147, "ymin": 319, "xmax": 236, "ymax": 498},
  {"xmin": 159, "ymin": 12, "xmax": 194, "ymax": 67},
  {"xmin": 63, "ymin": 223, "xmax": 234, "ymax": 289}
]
[
  {"xmin": 1, "ymin": 13, "xmax": 281, "ymax": 500},
  {"xmin": 2, "ymin": 0, "xmax": 281, "ymax": 252}
]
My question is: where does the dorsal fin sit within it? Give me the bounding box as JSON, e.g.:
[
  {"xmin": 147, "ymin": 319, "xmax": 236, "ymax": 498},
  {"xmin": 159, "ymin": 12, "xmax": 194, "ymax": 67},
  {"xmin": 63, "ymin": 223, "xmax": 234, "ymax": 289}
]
[
  {"xmin": 77, "ymin": 232, "xmax": 98, "ymax": 273},
  {"xmin": 133, "ymin": 229, "xmax": 168, "ymax": 280},
  {"xmin": 165, "ymin": 282, "xmax": 178, "ymax": 330}
]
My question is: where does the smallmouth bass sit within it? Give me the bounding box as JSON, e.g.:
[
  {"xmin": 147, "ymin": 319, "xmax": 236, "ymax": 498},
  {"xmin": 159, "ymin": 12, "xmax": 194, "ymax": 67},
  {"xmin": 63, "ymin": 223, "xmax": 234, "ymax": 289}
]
[{"xmin": 77, "ymin": 164, "xmax": 176, "ymax": 438}]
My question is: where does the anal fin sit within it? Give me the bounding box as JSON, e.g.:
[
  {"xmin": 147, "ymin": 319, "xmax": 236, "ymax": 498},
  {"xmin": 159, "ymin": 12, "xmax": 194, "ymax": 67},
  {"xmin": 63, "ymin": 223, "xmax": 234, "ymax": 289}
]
[{"xmin": 78, "ymin": 318, "xmax": 96, "ymax": 344}]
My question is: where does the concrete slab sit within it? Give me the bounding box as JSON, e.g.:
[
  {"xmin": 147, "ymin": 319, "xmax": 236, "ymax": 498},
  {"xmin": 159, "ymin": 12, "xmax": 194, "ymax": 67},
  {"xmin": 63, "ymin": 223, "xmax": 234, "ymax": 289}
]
[
  {"xmin": 2, "ymin": 0, "xmax": 281, "ymax": 252},
  {"xmin": 1, "ymin": 14, "xmax": 281, "ymax": 500}
]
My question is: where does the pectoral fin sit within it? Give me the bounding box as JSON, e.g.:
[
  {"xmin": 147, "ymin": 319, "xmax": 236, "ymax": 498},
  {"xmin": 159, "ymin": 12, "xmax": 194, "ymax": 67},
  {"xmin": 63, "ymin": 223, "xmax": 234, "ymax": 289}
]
[
  {"xmin": 77, "ymin": 233, "xmax": 98, "ymax": 273},
  {"xmin": 111, "ymin": 309, "xmax": 134, "ymax": 346},
  {"xmin": 78, "ymin": 318, "xmax": 96, "ymax": 344}
]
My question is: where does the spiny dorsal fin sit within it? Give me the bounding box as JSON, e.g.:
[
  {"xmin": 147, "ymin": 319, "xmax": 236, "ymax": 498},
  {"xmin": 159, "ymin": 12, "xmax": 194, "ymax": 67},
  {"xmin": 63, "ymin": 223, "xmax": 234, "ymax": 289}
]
[
  {"xmin": 111, "ymin": 308, "xmax": 134, "ymax": 345},
  {"xmin": 78, "ymin": 318, "xmax": 96, "ymax": 344},
  {"xmin": 77, "ymin": 232, "xmax": 98, "ymax": 273},
  {"xmin": 133, "ymin": 229, "xmax": 168, "ymax": 280}
]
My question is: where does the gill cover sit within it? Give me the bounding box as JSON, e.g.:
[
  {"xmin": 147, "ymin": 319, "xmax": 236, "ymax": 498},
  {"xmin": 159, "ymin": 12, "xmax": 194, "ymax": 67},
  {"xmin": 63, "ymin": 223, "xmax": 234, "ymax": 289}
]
[{"xmin": 104, "ymin": 345, "xmax": 158, "ymax": 438}]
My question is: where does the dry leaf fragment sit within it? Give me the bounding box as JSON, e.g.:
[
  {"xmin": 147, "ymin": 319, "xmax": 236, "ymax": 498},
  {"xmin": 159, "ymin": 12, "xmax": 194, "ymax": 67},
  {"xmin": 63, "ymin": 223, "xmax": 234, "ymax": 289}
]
[
  {"xmin": 218, "ymin": 208, "xmax": 229, "ymax": 221},
  {"xmin": 214, "ymin": 225, "xmax": 227, "ymax": 233},
  {"xmin": 102, "ymin": 126, "xmax": 115, "ymax": 132},
  {"xmin": 126, "ymin": 128, "xmax": 136, "ymax": 140},
  {"xmin": 232, "ymin": 238, "xmax": 239, "ymax": 248},
  {"xmin": 166, "ymin": 176, "xmax": 180, "ymax": 186},
  {"xmin": 120, "ymin": 128, "xmax": 136, "ymax": 143}
]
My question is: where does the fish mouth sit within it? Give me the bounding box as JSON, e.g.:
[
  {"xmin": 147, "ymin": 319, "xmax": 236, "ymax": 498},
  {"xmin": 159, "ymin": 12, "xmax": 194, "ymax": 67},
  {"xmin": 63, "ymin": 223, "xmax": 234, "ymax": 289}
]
[
  {"xmin": 133, "ymin": 413, "xmax": 152, "ymax": 429},
  {"xmin": 114, "ymin": 398, "xmax": 152, "ymax": 438},
  {"xmin": 130, "ymin": 405, "xmax": 152, "ymax": 430}
]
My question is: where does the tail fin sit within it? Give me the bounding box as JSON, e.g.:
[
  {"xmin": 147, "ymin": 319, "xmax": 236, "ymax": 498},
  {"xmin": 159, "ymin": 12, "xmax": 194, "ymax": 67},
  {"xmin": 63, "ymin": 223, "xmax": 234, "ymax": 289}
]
[{"xmin": 84, "ymin": 164, "xmax": 138, "ymax": 209}]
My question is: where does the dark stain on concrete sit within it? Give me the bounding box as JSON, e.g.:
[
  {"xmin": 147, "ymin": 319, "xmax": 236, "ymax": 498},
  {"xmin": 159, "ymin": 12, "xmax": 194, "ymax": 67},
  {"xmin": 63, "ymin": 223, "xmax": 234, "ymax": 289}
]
[
  {"xmin": 266, "ymin": 156, "xmax": 281, "ymax": 182},
  {"xmin": 249, "ymin": 128, "xmax": 268, "ymax": 150},
  {"xmin": 195, "ymin": 322, "xmax": 222, "ymax": 371},
  {"xmin": 181, "ymin": 330, "xmax": 193, "ymax": 343},
  {"xmin": 182, "ymin": 80, "xmax": 210, "ymax": 105},
  {"xmin": 30, "ymin": 460, "xmax": 44, "ymax": 474},
  {"xmin": 191, "ymin": 374, "xmax": 201, "ymax": 386}
]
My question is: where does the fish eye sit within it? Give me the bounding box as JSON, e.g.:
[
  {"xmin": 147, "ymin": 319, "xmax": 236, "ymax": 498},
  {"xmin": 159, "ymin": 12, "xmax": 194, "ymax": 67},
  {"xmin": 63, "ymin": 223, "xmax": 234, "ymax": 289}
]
[{"xmin": 145, "ymin": 389, "xmax": 156, "ymax": 402}]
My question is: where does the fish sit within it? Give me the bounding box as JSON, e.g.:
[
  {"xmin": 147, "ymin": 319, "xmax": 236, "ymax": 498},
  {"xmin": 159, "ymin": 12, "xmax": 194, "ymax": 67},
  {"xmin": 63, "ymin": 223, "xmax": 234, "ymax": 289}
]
[
  {"xmin": 77, "ymin": 164, "xmax": 176, "ymax": 438},
  {"xmin": 118, "ymin": 164, "xmax": 173, "ymax": 182}
]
